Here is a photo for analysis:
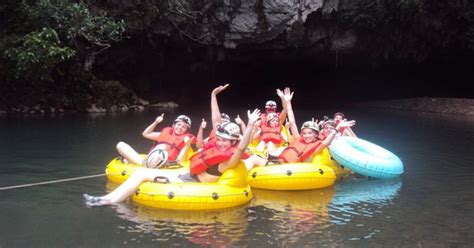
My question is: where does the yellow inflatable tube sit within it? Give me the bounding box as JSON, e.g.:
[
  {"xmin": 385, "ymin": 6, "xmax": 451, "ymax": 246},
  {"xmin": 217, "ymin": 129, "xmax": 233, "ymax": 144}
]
[
  {"xmin": 105, "ymin": 156, "xmax": 189, "ymax": 184},
  {"xmin": 312, "ymin": 148, "xmax": 352, "ymax": 180},
  {"xmin": 132, "ymin": 161, "xmax": 252, "ymax": 210},
  {"xmin": 247, "ymin": 162, "xmax": 336, "ymax": 190}
]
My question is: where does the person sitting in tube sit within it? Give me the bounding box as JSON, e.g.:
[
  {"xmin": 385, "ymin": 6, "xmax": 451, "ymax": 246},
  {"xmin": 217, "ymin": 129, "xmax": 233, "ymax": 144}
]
[
  {"xmin": 116, "ymin": 114, "xmax": 195, "ymax": 168},
  {"xmin": 254, "ymin": 112, "xmax": 287, "ymax": 153},
  {"xmin": 196, "ymin": 84, "xmax": 246, "ymax": 149},
  {"xmin": 333, "ymin": 112, "xmax": 357, "ymax": 137},
  {"xmin": 252, "ymin": 87, "xmax": 355, "ymax": 166},
  {"xmin": 83, "ymin": 109, "xmax": 261, "ymax": 207},
  {"xmin": 259, "ymin": 91, "xmax": 287, "ymax": 126},
  {"xmin": 251, "ymin": 88, "xmax": 290, "ymax": 152}
]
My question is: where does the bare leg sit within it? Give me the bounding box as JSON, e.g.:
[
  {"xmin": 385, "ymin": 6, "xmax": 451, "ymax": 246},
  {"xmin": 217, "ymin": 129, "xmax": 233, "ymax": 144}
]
[
  {"xmin": 85, "ymin": 168, "xmax": 183, "ymax": 206},
  {"xmin": 244, "ymin": 155, "xmax": 266, "ymax": 170},
  {"xmin": 268, "ymin": 146, "xmax": 286, "ymax": 157},
  {"xmin": 101, "ymin": 170, "xmax": 155, "ymax": 203},
  {"xmin": 256, "ymin": 140, "xmax": 265, "ymax": 152},
  {"xmin": 117, "ymin": 141, "xmax": 144, "ymax": 165},
  {"xmin": 266, "ymin": 141, "xmax": 277, "ymax": 153}
]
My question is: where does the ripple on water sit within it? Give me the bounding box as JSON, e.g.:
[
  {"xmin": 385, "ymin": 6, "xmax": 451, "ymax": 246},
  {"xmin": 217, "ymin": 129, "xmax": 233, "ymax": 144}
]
[
  {"xmin": 329, "ymin": 177, "xmax": 402, "ymax": 226},
  {"xmin": 111, "ymin": 203, "xmax": 249, "ymax": 247}
]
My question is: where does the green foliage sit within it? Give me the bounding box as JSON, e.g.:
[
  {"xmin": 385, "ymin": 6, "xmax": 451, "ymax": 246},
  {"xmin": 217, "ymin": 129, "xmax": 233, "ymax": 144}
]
[
  {"xmin": 0, "ymin": 0, "xmax": 126, "ymax": 110},
  {"xmin": 23, "ymin": 0, "xmax": 124, "ymax": 51},
  {"xmin": 3, "ymin": 27, "xmax": 75, "ymax": 81}
]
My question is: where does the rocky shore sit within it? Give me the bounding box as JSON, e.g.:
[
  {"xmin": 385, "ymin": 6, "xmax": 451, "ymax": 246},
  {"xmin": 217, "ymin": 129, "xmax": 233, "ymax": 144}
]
[
  {"xmin": 356, "ymin": 98, "xmax": 474, "ymax": 116},
  {"xmin": 0, "ymin": 100, "xmax": 179, "ymax": 115}
]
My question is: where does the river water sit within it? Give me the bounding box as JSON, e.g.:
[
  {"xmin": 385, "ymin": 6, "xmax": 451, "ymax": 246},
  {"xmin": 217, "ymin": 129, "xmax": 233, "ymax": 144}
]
[{"xmin": 1, "ymin": 107, "xmax": 473, "ymax": 247}]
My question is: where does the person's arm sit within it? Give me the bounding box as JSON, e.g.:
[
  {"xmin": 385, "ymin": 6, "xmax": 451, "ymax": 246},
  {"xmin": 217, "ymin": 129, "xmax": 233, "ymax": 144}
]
[
  {"xmin": 235, "ymin": 115, "xmax": 246, "ymax": 132},
  {"xmin": 211, "ymin": 84, "xmax": 229, "ymax": 129},
  {"xmin": 315, "ymin": 120, "xmax": 356, "ymax": 153},
  {"xmin": 142, "ymin": 114, "xmax": 164, "ymax": 141},
  {"xmin": 345, "ymin": 126, "xmax": 357, "ymax": 137},
  {"xmin": 276, "ymin": 88, "xmax": 287, "ymax": 125},
  {"xmin": 196, "ymin": 119, "xmax": 207, "ymax": 149},
  {"xmin": 251, "ymin": 128, "xmax": 261, "ymax": 141},
  {"xmin": 283, "ymin": 88, "xmax": 300, "ymax": 141},
  {"xmin": 176, "ymin": 136, "xmax": 193, "ymax": 163},
  {"xmin": 220, "ymin": 109, "xmax": 260, "ymax": 171}
]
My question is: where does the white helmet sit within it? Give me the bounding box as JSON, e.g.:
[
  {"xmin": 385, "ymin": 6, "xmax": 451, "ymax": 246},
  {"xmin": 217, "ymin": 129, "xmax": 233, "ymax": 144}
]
[
  {"xmin": 216, "ymin": 122, "xmax": 241, "ymax": 140},
  {"xmin": 266, "ymin": 112, "xmax": 279, "ymax": 124},
  {"xmin": 265, "ymin": 100, "xmax": 277, "ymax": 109},
  {"xmin": 174, "ymin": 115, "xmax": 191, "ymax": 127},
  {"xmin": 301, "ymin": 121, "xmax": 319, "ymax": 133},
  {"xmin": 144, "ymin": 149, "xmax": 169, "ymax": 168}
]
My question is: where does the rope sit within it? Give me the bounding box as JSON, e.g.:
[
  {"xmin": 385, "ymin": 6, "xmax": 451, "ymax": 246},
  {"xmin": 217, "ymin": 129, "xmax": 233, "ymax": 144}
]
[{"xmin": 0, "ymin": 173, "xmax": 106, "ymax": 191}]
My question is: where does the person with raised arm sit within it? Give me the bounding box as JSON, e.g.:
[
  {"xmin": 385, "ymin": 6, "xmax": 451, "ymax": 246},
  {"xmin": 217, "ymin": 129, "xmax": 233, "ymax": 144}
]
[
  {"xmin": 275, "ymin": 88, "xmax": 356, "ymax": 163},
  {"xmin": 83, "ymin": 109, "xmax": 261, "ymax": 207},
  {"xmin": 116, "ymin": 114, "xmax": 195, "ymax": 168}
]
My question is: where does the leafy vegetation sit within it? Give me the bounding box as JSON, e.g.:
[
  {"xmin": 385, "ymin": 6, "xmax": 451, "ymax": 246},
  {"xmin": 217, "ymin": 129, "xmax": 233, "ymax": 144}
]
[
  {"xmin": 3, "ymin": 27, "xmax": 75, "ymax": 81},
  {"xmin": 0, "ymin": 0, "xmax": 124, "ymax": 111}
]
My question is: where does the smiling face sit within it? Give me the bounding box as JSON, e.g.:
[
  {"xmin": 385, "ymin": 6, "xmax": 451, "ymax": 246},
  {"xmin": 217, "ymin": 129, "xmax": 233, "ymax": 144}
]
[
  {"xmin": 215, "ymin": 136, "xmax": 233, "ymax": 151},
  {"xmin": 334, "ymin": 115, "xmax": 344, "ymax": 125},
  {"xmin": 268, "ymin": 117, "xmax": 280, "ymax": 128},
  {"xmin": 301, "ymin": 128, "xmax": 317, "ymax": 143},
  {"xmin": 323, "ymin": 122, "xmax": 336, "ymax": 133},
  {"xmin": 172, "ymin": 121, "xmax": 189, "ymax": 135},
  {"xmin": 334, "ymin": 115, "xmax": 343, "ymax": 121}
]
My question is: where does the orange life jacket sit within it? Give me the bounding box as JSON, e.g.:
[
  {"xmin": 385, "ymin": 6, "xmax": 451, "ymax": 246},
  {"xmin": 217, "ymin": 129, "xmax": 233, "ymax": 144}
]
[
  {"xmin": 153, "ymin": 127, "xmax": 194, "ymax": 161},
  {"xmin": 260, "ymin": 124, "xmax": 282, "ymax": 144},
  {"xmin": 278, "ymin": 139, "xmax": 321, "ymax": 163},
  {"xmin": 190, "ymin": 145, "xmax": 235, "ymax": 175},
  {"xmin": 190, "ymin": 141, "xmax": 251, "ymax": 175}
]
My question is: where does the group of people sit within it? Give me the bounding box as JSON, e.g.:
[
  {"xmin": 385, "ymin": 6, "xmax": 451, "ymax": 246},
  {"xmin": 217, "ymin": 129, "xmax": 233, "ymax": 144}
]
[{"xmin": 83, "ymin": 85, "xmax": 356, "ymax": 206}]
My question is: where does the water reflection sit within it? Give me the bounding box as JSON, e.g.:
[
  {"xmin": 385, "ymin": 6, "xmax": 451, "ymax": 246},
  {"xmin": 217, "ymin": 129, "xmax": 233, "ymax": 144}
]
[
  {"xmin": 330, "ymin": 177, "xmax": 402, "ymax": 225},
  {"xmin": 250, "ymin": 188, "xmax": 335, "ymax": 245},
  {"xmin": 106, "ymin": 182, "xmax": 248, "ymax": 247}
]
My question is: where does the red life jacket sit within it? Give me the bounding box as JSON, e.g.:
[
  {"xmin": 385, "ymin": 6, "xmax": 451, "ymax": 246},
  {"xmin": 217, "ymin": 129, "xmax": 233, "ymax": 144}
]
[
  {"xmin": 190, "ymin": 145, "xmax": 235, "ymax": 175},
  {"xmin": 278, "ymin": 139, "xmax": 321, "ymax": 163},
  {"xmin": 153, "ymin": 127, "xmax": 194, "ymax": 161},
  {"xmin": 260, "ymin": 124, "xmax": 282, "ymax": 144},
  {"xmin": 190, "ymin": 142, "xmax": 250, "ymax": 175}
]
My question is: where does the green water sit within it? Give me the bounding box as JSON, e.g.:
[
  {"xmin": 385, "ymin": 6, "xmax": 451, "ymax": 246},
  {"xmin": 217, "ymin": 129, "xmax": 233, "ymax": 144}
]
[{"xmin": 1, "ymin": 108, "xmax": 473, "ymax": 247}]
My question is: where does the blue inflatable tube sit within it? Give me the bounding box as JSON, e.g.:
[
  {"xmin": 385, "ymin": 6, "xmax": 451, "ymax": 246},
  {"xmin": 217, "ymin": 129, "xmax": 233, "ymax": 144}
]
[{"xmin": 329, "ymin": 136, "xmax": 403, "ymax": 179}]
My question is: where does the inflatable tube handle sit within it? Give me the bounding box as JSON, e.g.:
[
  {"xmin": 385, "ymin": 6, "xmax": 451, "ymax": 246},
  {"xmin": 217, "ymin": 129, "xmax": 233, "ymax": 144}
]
[{"xmin": 154, "ymin": 176, "xmax": 170, "ymax": 184}]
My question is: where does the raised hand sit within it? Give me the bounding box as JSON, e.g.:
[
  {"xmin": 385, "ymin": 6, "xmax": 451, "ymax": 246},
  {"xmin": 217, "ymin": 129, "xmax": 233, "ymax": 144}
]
[
  {"xmin": 283, "ymin": 87, "xmax": 294, "ymax": 102},
  {"xmin": 276, "ymin": 88, "xmax": 284, "ymax": 98},
  {"xmin": 212, "ymin": 84, "xmax": 229, "ymax": 95},
  {"xmin": 337, "ymin": 120, "xmax": 356, "ymax": 129},
  {"xmin": 247, "ymin": 108, "xmax": 261, "ymax": 124},
  {"xmin": 200, "ymin": 118, "xmax": 207, "ymax": 129},
  {"xmin": 235, "ymin": 115, "xmax": 243, "ymax": 125},
  {"xmin": 155, "ymin": 113, "xmax": 164, "ymax": 123}
]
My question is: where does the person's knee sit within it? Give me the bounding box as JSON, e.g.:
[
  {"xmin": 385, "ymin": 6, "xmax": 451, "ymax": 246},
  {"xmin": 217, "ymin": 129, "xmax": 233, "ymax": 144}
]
[{"xmin": 116, "ymin": 141, "xmax": 127, "ymax": 150}]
